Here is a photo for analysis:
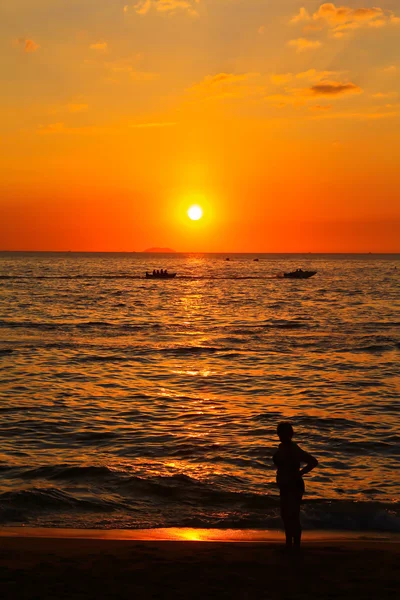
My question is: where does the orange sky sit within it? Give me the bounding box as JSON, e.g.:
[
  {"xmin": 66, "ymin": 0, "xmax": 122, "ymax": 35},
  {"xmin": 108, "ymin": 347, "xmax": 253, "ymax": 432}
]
[{"xmin": 1, "ymin": 1, "xmax": 399, "ymax": 252}]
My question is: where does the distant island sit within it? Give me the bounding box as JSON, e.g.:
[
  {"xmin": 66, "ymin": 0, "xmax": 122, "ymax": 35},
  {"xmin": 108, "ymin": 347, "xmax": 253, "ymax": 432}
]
[{"xmin": 144, "ymin": 247, "xmax": 176, "ymax": 253}]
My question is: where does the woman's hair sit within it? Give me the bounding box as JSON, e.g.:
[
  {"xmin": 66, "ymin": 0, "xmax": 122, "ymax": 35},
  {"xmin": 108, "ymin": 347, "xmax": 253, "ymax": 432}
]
[{"xmin": 277, "ymin": 421, "xmax": 294, "ymax": 441}]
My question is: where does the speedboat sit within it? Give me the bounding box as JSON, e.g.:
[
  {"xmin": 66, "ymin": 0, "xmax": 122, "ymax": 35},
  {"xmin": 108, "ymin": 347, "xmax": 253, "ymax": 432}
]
[
  {"xmin": 145, "ymin": 272, "xmax": 176, "ymax": 279},
  {"xmin": 283, "ymin": 269, "xmax": 316, "ymax": 279}
]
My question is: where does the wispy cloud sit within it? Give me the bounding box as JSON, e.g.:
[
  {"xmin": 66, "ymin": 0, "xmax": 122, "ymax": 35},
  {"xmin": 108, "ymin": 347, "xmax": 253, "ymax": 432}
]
[
  {"xmin": 127, "ymin": 0, "xmax": 200, "ymax": 17},
  {"xmin": 382, "ymin": 65, "xmax": 397, "ymax": 74},
  {"xmin": 16, "ymin": 38, "xmax": 40, "ymax": 53},
  {"xmin": 104, "ymin": 58, "xmax": 157, "ymax": 81},
  {"xmin": 48, "ymin": 102, "xmax": 89, "ymax": 115},
  {"xmin": 311, "ymin": 109, "xmax": 398, "ymax": 120},
  {"xmin": 37, "ymin": 119, "xmax": 177, "ymax": 135},
  {"xmin": 37, "ymin": 123, "xmax": 119, "ymax": 135},
  {"xmin": 371, "ymin": 92, "xmax": 398, "ymax": 99},
  {"xmin": 271, "ymin": 69, "xmax": 343, "ymax": 85},
  {"xmin": 90, "ymin": 42, "xmax": 108, "ymax": 52},
  {"xmin": 188, "ymin": 72, "xmax": 265, "ymax": 100},
  {"xmin": 290, "ymin": 4, "xmax": 400, "ymax": 38},
  {"xmin": 133, "ymin": 0, "xmax": 152, "ymax": 14},
  {"xmin": 290, "ymin": 7, "xmax": 310, "ymax": 25},
  {"xmin": 37, "ymin": 122, "xmax": 68, "ymax": 134},
  {"xmin": 288, "ymin": 38, "xmax": 322, "ymax": 52}
]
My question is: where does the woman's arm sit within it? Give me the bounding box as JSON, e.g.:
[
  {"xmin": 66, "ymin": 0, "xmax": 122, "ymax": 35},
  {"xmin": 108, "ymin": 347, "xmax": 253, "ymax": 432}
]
[{"xmin": 298, "ymin": 448, "xmax": 318, "ymax": 476}]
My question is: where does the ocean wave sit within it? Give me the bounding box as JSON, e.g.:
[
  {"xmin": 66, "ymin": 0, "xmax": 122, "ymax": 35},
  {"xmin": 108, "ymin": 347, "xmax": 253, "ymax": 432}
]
[
  {"xmin": 353, "ymin": 343, "xmax": 399, "ymax": 354},
  {"xmin": 18, "ymin": 465, "xmax": 119, "ymax": 481},
  {"xmin": 0, "ymin": 348, "xmax": 13, "ymax": 356},
  {"xmin": 159, "ymin": 346, "xmax": 223, "ymax": 356},
  {"xmin": 0, "ymin": 483, "xmax": 398, "ymax": 532},
  {"xmin": 0, "ymin": 320, "xmax": 161, "ymax": 332},
  {"xmin": 0, "ymin": 487, "xmax": 119, "ymax": 512}
]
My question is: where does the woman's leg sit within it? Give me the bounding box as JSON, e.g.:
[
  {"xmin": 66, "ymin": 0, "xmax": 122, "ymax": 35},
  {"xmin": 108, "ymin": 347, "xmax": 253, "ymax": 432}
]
[
  {"xmin": 291, "ymin": 485, "xmax": 304, "ymax": 549},
  {"xmin": 280, "ymin": 495, "xmax": 293, "ymax": 547},
  {"xmin": 291, "ymin": 502, "xmax": 302, "ymax": 549}
]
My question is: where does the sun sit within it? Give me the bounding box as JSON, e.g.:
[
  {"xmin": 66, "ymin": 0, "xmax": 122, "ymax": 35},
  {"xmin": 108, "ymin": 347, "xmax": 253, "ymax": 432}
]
[{"xmin": 187, "ymin": 204, "xmax": 203, "ymax": 221}]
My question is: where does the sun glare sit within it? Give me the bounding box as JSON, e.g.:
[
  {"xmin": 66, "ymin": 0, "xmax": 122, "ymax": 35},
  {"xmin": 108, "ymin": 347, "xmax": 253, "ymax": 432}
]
[{"xmin": 187, "ymin": 204, "xmax": 203, "ymax": 221}]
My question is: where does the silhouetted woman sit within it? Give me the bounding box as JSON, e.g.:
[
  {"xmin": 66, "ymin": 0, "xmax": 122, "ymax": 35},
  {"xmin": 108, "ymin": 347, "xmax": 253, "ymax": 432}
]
[{"xmin": 273, "ymin": 422, "xmax": 318, "ymax": 551}]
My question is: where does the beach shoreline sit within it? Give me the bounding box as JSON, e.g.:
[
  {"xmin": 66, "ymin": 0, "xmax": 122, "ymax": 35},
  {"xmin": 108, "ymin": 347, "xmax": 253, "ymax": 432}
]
[{"xmin": 0, "ymin": 528, "xmax": 398, "ymax": 600}]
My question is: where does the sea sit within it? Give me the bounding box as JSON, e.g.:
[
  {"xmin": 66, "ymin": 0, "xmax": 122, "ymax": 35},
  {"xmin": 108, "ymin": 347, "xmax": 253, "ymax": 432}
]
[{"xmin": 0, "ymin": 252, "xmax": 399, "ymax": 532}]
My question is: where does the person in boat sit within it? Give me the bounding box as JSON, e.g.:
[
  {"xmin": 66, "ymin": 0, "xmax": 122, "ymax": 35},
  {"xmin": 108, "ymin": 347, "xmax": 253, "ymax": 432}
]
[
  {"xmin": 153, "ymin": 269, "xmax": 156, "ymax": 276},
  {"xmin": 273, "ymin": 422, "xmax": 318, "ymax": 551}
]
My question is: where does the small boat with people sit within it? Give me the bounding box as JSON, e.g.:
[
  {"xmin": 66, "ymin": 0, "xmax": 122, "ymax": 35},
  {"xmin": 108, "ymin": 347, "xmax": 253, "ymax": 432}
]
[
  {"xmin": 145, "ymin": 269, "xmax": 176, "ymax": 279},
  {"xmin": 283, "ymin": 268, "xmax": 317, "ymax": 279}
]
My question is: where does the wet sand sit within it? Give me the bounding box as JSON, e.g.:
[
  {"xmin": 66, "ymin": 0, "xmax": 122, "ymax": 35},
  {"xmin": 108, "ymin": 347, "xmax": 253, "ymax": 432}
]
[{"xmin": 0, "ymin": 528, "xmax": 399, "ymax": 599}]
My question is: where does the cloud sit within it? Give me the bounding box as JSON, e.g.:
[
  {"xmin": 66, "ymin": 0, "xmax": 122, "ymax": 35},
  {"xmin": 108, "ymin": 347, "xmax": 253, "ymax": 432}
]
[
  {"xmin": 133, "ymin": 0, "xmax": 152, "ymax": 14},
  {"xmin": 188, "ymin": 72, "xmax": 265, "ymax": 100},
  {"xmin": 17, "ymin": 38, "xmax": 40, "ymax": 53},
  {"xmin": 371, "ymin": 92, "xmax": 398, "ymax": 99},
  {"xmin": 382, "ymin": 65, "xmax": 397, "ymax": 74},
  {"xmin": 265, "ymin": 79, "xmax": 363, "ymax": 107},
  {"xmin": 290, "ymin": 8, "xmax": 310, "ymax": 24},
  {"xmin": 190, "ymin": 71, "xmax": 362, "ymax": 108},
  {"xmin": 38, "ymin": 120, "xmax": 177, "ymax": 135},
  {"xmin": 131, "ymin": 0, "xmax": 200, "ymax": 17},
  {"xmin": 37, "ymin": 122, "xmax": 68, "ymax": 134},
  {"xmin": 288, "ymin": 38, "xmax": 322, "ymax": 52},
  {"xmin": 311, "ymin": 109, "xmax": 398, "ymax": 120},
  {"xmin": 104, "ymin": 58, "xmax": 157, "ymax": 81},
  {"xmin": 190, "ymin": 72, "xmax": 256, "ymax": 91},
  {"xmin": 296, "ymin": 68, "xmax": 342, "ymax": 81},
  {"xmin": 314, "ymin": 4, "xmax": 384, "ymax": 24},
  {"xmin": 310, "ymin": 81, "xmax": 362, "ymax": 96},
  {"xmin": 37, "ymin": 123, "xmax": 120, "ymax": 135},
  {"xmin": 291, "ymin": 4, "xmax": 400, "ymax": 37},
  {"xmin": 90, "ymin": 42, "xmax": 108, "ymax": 52},
  {"xmin": 271, "ymin": 69, "xmax": 342, "ymax": 85}
]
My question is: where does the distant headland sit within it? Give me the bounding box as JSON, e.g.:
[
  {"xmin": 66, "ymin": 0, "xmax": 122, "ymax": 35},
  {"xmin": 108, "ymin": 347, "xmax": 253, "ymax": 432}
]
[{"xmin": 144, "ymin": 247, "xmax": 176, "ymax": 253}]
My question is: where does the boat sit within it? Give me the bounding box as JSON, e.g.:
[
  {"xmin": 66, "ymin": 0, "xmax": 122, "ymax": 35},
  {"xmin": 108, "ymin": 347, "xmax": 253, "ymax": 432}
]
[
  {"xmin": 145, "ymin": 271, "xmax": 176, "ymax": 279},
  {"xmin": 283, "ymin": 269, "xmax": 317, "ymax": 279}
]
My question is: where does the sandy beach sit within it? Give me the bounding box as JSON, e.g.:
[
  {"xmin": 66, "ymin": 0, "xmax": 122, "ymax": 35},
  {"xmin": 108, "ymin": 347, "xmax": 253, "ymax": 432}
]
[{"xmin": 0, "ymin": 528, "xmax": 399, "ymax": 599}]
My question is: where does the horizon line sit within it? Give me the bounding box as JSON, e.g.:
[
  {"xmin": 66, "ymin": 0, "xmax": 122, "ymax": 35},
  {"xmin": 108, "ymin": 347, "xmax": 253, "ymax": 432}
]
[{"xmin": 1, "ymin": 250, "xmax": 399, "ymax": 255}]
